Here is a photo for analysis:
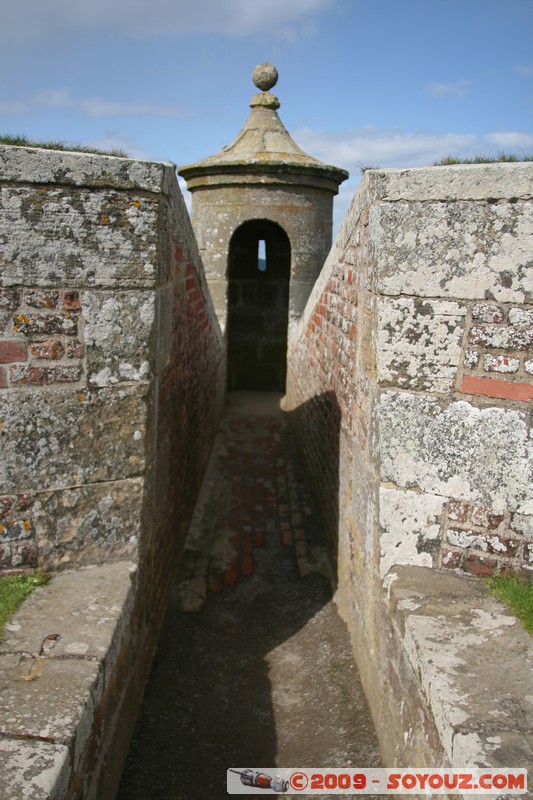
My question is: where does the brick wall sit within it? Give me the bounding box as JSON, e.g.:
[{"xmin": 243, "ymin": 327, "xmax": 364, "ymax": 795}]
[{"xmin": 285, "ymin": 162, "xmax": 532, "ymax": 762}]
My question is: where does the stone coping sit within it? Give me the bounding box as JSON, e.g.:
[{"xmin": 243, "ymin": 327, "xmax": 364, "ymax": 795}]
[
  {"xmin": 0, "ymin": 561, "xmax": 137, "ymax": 799},
  {"xmin": 0, "ymin": 144, "xmax": 176, "ymax": 193},
  {"xmin": 302, "ymin": 162, "xmax": 533, "ymax": 330},
  {"xmin": 385, "ymin": 566, "xmax": 533, "ymax": 779}
]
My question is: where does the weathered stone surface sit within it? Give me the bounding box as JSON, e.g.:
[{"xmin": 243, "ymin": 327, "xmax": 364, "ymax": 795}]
[
  {"xmin": 289, "ymin": 161, "xmax": 533, "ymax": 777},
  {"xmin": 388, "ymin": 566, "xmax": 533, "ymax": 769},
  {"xmin": 0, "ymin": 740, "xmax": 70, "ymax": 799},
  {"xmin": 0, "ymin": 654, "xmax": 101, "ymax": 741},
  {"xmin": 371, "ymin": 200, "xmax": 533, "ymax": 302},
  {"xmin": 369, "ymin": 162, "xmax": 533, "ymax": 202},
  {"xmin": 379, "ymin": 392, "xmax": 532, "ymax": 514},
  {"xmin": 0, "ymin": 386, "xmax": 146, "ymax": 492},
  {"xmin": 33, "ymin": 480, "xmax": 141, "ymax": 567},
  {"xmin": 0, "ymin": 187, "xmax": 159, "ymax": 288},
  {"xmin": 1, "ymin": 561, "xmax": 136, "ymax": 661},
  {"xmin": 379, "ymin": 487, "xmax": 444, "ymax": 577},
  {"xmin": 82, "ymin": 290, "xmax": 154, "ymax": 386},
  {"xmin": 469, "ymin": 324, "xmax": 533, "ymax": 350},
  {"xmin": 0, "ymin": 144, "xmax": 173, "ymax": 192},
  {"xmin": 377, "ymin": 297, "xmax": 466, "ymax": 391}
]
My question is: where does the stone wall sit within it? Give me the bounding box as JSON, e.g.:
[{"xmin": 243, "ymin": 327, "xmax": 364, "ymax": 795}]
[
  {"xmin": 285, "ymin": 162, "xmax": 532, "ymax": 763},
  {"xmin": 0, "ymin": 144, "xmax": 226, "ymax": 796},
  {"xmin": 0, "ymin": 144, "xmax": 225, "ymax": 575}
]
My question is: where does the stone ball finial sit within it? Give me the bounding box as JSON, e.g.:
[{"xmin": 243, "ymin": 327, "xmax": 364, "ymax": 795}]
[{"xmin": 252, "ymin": 63, "xmax": 278, "ymax": 92}]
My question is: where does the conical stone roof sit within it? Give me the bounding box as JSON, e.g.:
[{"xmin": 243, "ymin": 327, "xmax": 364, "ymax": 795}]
[{"xmin": 179, "ymin": 64, "xmax": 348, "ymax": 193}]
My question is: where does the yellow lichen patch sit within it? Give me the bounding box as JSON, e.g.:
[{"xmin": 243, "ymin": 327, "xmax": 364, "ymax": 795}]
[
  {"xmin": 131, "ymin": 200, "xmax": 142, "ymax": 208},
  {"xmin": 13, "ymin": 313, "xmax": 29, "ymax": 333},
  {"xmin": 23, "ymin": 520, "xmax": 31, "ymax": 533},
  {"xmin": 100, "ymin": 215, "xmax": 110, "ymax": 225},
  {"xmin": 0, "ymin": 524, "xmax": 5, "ymax": 535}
]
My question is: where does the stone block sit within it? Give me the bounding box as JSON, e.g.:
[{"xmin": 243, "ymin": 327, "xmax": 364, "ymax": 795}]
[
  {"xmin": 0, "ymin": 386, "xmax": 146, "ymax": 492},
  {"xmin": 0, "ymin": 144, "xmax": 173, "ymax": 193},
  {"xmin": 82, "ymin": 289, "xmax": 154, "ymax": 386},
  {"xmin": 33, "ymin": 480, "xmax": 141, "ymax": 567},
  {"xmin": 371, "ymin": 162, "xmax": 533, "ymax": 202},
  {"xmin": 379, "ymin": 487, "xmax": 445, "ymax": 577},
  {"xmin": 0, "ymin": 186, "xmax": 159, "ymax": 288},
  {"xmin": 379, "ymin": 392, "xmax": 532, "ymax": 514},
  {"xmin": 0, "ymin": 739, "xmax": 70, "ymax": 800},
  {"xmin": 0, "ymin": 654, "xmax": 101, "ymax": 742},
  {"xmin": 377, "ymin": 297, "xmax": 465, "ymax": 392},
  {"xmin": 371, "ymin": 200, "xmax": 533, "ymax": 302}
]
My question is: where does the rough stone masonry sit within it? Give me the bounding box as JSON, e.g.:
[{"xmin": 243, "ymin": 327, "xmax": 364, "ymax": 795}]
[
  {"xmin": 0, "ymin": 144, "xmax": 226, "ymax": 798},
  {"xmin": 285, "ymin": 161, "xmax": 533, "ymax": 768}
]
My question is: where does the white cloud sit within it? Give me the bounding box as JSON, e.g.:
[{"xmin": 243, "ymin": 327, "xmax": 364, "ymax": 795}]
[
  {"xmin": 0, "ymin": 0, "xmax": 335, "ymax": 41},
  {"xmin": 293, "ymin": 126, "xmax": 533, "ymax": 235},
  {"xmin": 515, "ymin": 64, "xmax": 533, "ymax": 78},
  {"xmin": 483, "ymin": 130, "xmax": 533, "ymax": 151},
  {"xmin": 292, "ymin": 125, "xmax": 480, "ymax": 172},
  {"xmin": 0, "ymin": 89, "xmax": 189, "ymax": 119},
  {"xmin": 424, "ymin": 79, "xmax": 473, "ymax": 98}
]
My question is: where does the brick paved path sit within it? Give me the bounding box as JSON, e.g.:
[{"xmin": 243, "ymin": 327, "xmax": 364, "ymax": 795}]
[
  {"xmin": 177, "ymin": 392, "xmax": 332, "ymax": 611},
  {"xmin": 117, "ymin": 393, "xmax": 381, "ymax": 800}
]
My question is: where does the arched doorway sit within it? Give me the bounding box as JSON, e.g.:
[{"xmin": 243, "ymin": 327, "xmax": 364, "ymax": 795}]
[{"xmin": 227, "ymin": 220, "xmax": 291, "ymax": 391}]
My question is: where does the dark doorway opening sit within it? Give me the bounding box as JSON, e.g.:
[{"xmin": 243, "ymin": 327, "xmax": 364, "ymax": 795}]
[{"xmin": 227, "ymin": 220, "xmax": 290, "ymax": 391}]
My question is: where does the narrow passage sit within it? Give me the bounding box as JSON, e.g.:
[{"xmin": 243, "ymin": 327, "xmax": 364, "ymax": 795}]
[{"xmin": 117, "ymin": 392, "xmax": 381, "ymax": 799}]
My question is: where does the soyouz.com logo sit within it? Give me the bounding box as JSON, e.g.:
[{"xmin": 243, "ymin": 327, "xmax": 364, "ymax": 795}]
[{"xmin": 227, "ymin": 768, "xmax": 528, "ymax": 794}]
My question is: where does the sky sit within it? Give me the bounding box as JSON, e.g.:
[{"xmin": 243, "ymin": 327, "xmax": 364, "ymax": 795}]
[{"xmin": 1, "ymin": 0, "xmax": 532, "ymax": 232}]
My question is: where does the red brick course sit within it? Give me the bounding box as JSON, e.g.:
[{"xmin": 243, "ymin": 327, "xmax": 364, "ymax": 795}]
[
  {"xmin": 460, "ymin": 302, "xmax": 532, "ymax": 399},
  {"xmin": 0, "ymin": 340, "xmax": 27, "ymax": 363},
  {"xmin": 460, "ymin": 375, "xmax": 533, "ymax": 401}
]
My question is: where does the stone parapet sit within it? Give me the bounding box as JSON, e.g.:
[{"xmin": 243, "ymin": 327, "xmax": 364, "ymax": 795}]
[
  {"xmin": 286, "ymin": 162, "xmax": 532, "ymax": 776},
  {"xmin": 0, "ymin": 144, "xmax": 226, "ymax": 795}
]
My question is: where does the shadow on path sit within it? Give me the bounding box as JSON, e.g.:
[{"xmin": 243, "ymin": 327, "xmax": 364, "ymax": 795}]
[{"xmin": 117, "ymin": 393, "xmax": 380, "ymax": 799}]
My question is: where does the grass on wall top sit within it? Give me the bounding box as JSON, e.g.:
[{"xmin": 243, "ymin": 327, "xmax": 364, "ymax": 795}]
[
  {"xmin": 0, "ymin": 572, "xmax": 49, "ymax": 640},
  {"xmin": 434, "ymin": 152, "xmax": 533, "ymax": 166},
  {"xmin": 0, "ymin": 133, "xmax": 130, "ymax": 158},
  {"xmin": 487, "ymin": 575, "xmax": 533, "ymax": 636}
]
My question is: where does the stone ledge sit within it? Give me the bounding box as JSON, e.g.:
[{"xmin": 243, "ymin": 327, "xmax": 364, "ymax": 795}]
[
  {"xmin": 385, "ymin": 566, "xmax": 533, "ymax": 779},
  {"xmin": 0, "ymin": 144, "xmax": 176, "ymax": 194},
  {"xmin": 0, "ymin": 560, "xmax": 137, "ymax": 799}
]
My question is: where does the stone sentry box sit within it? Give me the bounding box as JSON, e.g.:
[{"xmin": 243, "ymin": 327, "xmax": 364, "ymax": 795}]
[{"xmin": 179, "ymin": 63, "xmax": 347, "ymax": 390}]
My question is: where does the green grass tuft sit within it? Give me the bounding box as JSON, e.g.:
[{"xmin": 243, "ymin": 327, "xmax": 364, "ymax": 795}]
[
  {"xmin": 0, "ymin": 571, "xmax": 49, "ymax": 640},
  {"xmin": 486, "ymin": 574, "xmax": 533, "ymax": 635},
  {"xmin": 0, "ymin": 133, "xmax": 130, "ymax": 158},
  {"xmin": 434, "ymin": 152, "xmax": 533, "ymax": 166}
]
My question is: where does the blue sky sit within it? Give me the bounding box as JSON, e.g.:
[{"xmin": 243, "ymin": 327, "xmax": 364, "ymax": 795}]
[{"xmin": 1, "ymin": 0, "xmax": 532, "ymax": 230}]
